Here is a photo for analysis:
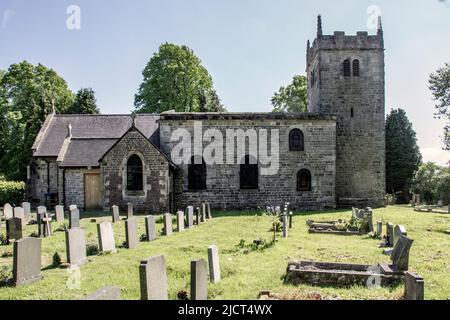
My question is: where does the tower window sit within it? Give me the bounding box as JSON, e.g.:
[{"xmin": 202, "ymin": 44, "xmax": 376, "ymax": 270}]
[
  {"xmin": 240, "ymin": 155, "xmax": 258, "ymax": 190},
  {"xmin": 353, "ymin": 59, "xmax": 360, "ymax": 77},
  {"xmin": 297, "ymin": 169, "xmax": 312, "ymax": 192},
  {"xmin": 127, "ymin": 155, "xmax": 143, "ymax": 191},
  {"xmin": 289, "ymin": 129, "xmax": 304, "ymax": 151},
  {"xmin": 188, "ymin": 156, "xmax": 206, "ymax": 190},
  {"xmin": 343, "ymin": 59, "xmax": 351, "ymax": 77}
]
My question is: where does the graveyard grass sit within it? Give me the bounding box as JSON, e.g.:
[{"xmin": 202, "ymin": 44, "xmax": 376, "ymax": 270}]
[{"xmin": 0, "ymin": 205, "xmax": 449, "ymax": 300}]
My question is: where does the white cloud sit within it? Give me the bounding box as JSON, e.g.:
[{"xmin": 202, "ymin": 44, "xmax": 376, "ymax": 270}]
[
  {"xmin": 2, "ymin": 9, "xmax": 16, "ymax": 29},
  {"xmin": 421, "ymin": 147, "xmax": 450, "ymax": 166}
]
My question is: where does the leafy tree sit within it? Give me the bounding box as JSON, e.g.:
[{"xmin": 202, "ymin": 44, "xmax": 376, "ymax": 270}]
[
  {"xmin": 429, "ymin": 63, "xmax": 450, "ymax": 150},
  {"xmin": 135, "ymin": 43, "xmax": 225, "ymax": 113},
  {"xmin": 385, "ymin": 109, "xmax": 422, "ymax": 198},
  {"xmin": 0, "ymin": 61, "xmax": 74, "ymax": 181},
  {"xmin": 68, "ymin": 88, "xmax": 100, "ymax": 114},
  {"xmin": 411, "ymin": 162, "xmax": 441, "ymax": 204},
  {"xmin": 271, "ymin": 75, "xmax": 308, "ymax": 112}
]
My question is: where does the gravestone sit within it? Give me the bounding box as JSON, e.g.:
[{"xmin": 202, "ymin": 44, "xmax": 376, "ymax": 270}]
[
  {"xmin": 13, "ymin": 207, "xmax": 25, "ymax": 221},
  {"xmin": 37, "ymin": 212, "xmax": 45, "ymax": 237},
  {"xmin": 55, "ymin": 205, "xmax": 64, "ymax": 222},
  {"xmin": 201, "ymin": 203, "xmax": 206, "ymax": 222},
  {"xmin": 282, "ymin": 212, "xmax": 288, "ymax": 238},
  {"xmin": 177, "ymin": 211, "xmax": 185, "ymax": 232},
  {"xmin": 411, "ymin": 194, "xmax": 416, "ymax": 207},
  {"xmin": 377, "ymin": 221, "xmax": 383, "ymax": 238},
  {"xmin": 206, "ymin": 202, "xmax": 212, "ymax": 219},
  {"xmin": 196, "ymin": 207, "xmax": 200, "ymax": 225},
  {"xmin": 69, "ymin": 208, "xmax": 80, "ymax": 229},
  {"xmin": 111, "ymin": 205, "xmax": 120, "ymax": 223},
  {"xmin": 163, "ymin": 213, "xmax": 173, "ymax": 236},
  {"xmin": 207, "ymin": 245, "xmax": 221, "ymax": 283},
  {"xmin": 185, "ymin": 206, "xmax": 194, "ymax": 228},
  {"xmin": 97, "ymin": 221, "xmax": 116, "ymax": 253},
  {"xmin": 42, "ymin": 213, "xmax": 52, "ymax": 237},
  {"xmin": 13, "ymin": 237, "xmax": 42, "ymax": 286},
  {"xmin": 289, "ymin": 212, "xmax": 293, "ymax": 229},
  {"xmin": 125, "ymin": 217, "xmax": 138, "ymax": 249},
  {"xmin": 391, "ymin": 236, "xmax": 414, "ymax": 271},
  {"xmin": 191, "ymin": 258, "xmax": 208, "ymax": 300},
  {"xmin": 139, "ymin": 255, "xmax": 168, "ymax": 300},
  {"xmin": 145, "ymin": 215, "xmax": 156, "ymax": 241},
  {"xmin": 386, "ymin": 222, "xmax": 394, "ymax": 246},
  {"xmin": 3, "ymin": 203, "xmax": 13, "ymax": 219},
  {"xmin": 65, "ymin": 227, "xmax": 87, "ymax": 266},
  {"xmin": 85, "ymin": 287, "xmax": 121, "ymax": 300},
  {"xmin": 21, "ymin": 202, "xmax": 31, "ymax": 220},
  {"xmin": 37, "ymin": 206, "xmax": 47, "ymax": 215},
  {"xmin": 393, "ymin": 225, "xmax": 408, "ymax": 248},
  {"xmin": 448, "ymin": 205, "xmax": 450, "ymax": 214},
  {"xmin": 69, "ymin": 204, "xmax": 77, "ymax": 211},
  {"xmin": 404, "ymin": 271, "xmax": 424, "ymax": 300},
  {"xmin": 437, "ymin": 200, "xmax": 444, "ymax": 207},
  {"xmin": 127, "ymin": 203, "xmax": 133, "ymax": 219},
  {"xmin": 7, "ymin": 217, "xmax": 23, "ymax": 241}
]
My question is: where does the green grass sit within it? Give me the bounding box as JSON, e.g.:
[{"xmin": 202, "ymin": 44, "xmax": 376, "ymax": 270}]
[{"xmin": 0, "ymin": 205, "xmax": 449, "ymax": 300}]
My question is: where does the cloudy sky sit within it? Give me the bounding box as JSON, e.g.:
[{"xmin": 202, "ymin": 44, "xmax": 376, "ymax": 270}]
[{"xmin": 0, "ymin": 0, "xmax": 449, "ymax": 165}]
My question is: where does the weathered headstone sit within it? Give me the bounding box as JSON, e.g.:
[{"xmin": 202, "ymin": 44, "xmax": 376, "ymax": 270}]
[
  {"xmin": 85, "ymin": 287, "xmax": 121, "ymax": 300},
  {"xmin": 65, "ymin": 227, "xmax": 87, "ymax": 266},
  {"xmin": 69, "ymin": 204, "xmax": 77, "ymax": 211},
  {"xmin": 37, "ymin": 212, "xmax": 45, "ymax": 237},
  {"xmin": 125, "ymin": 217, "xmax": 138, "ymax": 249},
  {"xmin": 111, "ymin": 205, "xmax": 120, "ymax": 223},
  {"xmin": 411, "ymin": 194, "xmax": 416, "ymax": 207},
  {"xmin": 145, "ymin": 215, "xmax": 156, "ymax": 241},
  {"xmin": 391, "ymin": 236, "xmax": 414, "ymax": 271},
  {"xmin": 3, "ymin": 203, "xmax": 13, "ymax": 219},
  {"xmin": 97, "ymin": 221, "xmax": 116, "ymax": 253},
  {"xmin": 7, "ymin": 217, "xmax": 23, "ymax": 241},
  {"xmin": 139, "ymin": 255, "xmax": 168, "ymax": 300},
  {"xmin": 21, "ymin": 202, "xmax": 31, "ymax": 220},
  {"xmin": 196, "ymin": 207, "xmax": 200, "ymax": 225},
  {"xmin": 201, "ymin": 203, "xmax": 206, "ymax": 222},
  {"xmin": 377, "ymin": 221, "xmax": 383, "ymax": 238},
  {"xmin": 191, "ymin": 258, "xmax": 208, "ymax": 300},
  {"xmin": 289, "ymin": 212, "xmax": 293, "ymax": 229},
  {"xmin": 13, "ymin": 207, "xmax": 25, "ymax": 221},
  {"xmin": 55, "ymin": 205, "xmax": 64, "ymax": 222},
  {"xmin": 127, "ymin": 203, "xmax": 133, "ymax": 219},
  {"xmin": 282, "ymin": 212, "xmax": 288, "ymax": 238},
  {"xmin": 163, "ymin": 213, "xmax": 173, "ymax": 236},
  {"xmin": 37, "ymin": 206, "xmax": 47, "ymax": 215},
  {"xmin": 393, "ymin": 225, "xmax": 407, "ymax": 248},
  {"xmin": 185, "ymin": 206, "xmax": 194, "ymax": 228},
  {"xmin": 69, "ymin": 208, "xmax": 80, "ymax": 229},
  {"xmin": 437, "ymin": 200, "xmax": 444, "ymax": 207},
  {"xmin": 177, "ymin": 211, "xmax": 185, "ymax": 232},
  {"xmin": 207, "ymin": 245, "xmax": 220, "ymax": 283},
  {"xmin": 206, "ymin": 202, "xmax": 212, "ymax": 219},
  {"xmin": 386, "ymin": 222, "xmax": 394, "ymax": 246},
  {"xmin": 404, "ymin": 271, "xmax": 424, "ymax": 300},
  {"xmin": 13, "ymin": 237, "xmax": 42, "ymax": 286}
]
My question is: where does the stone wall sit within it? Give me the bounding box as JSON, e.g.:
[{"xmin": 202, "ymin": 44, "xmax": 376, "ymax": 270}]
[
  {"xmin": 101, "ymin": 128, "xmax": 171, "ymax": 213},
  {"xmin": 159, "ymin": 114, "xmax": 336, "ymax": 211},
  {"xmin": 34, "ymin": 158, "xmax": 59, "ymax": 205}
]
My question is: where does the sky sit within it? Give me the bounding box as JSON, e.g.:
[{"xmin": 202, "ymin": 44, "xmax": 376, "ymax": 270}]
[{"xmin": 0, "ymin": 0, "xmax": 449, "ymax": 165}]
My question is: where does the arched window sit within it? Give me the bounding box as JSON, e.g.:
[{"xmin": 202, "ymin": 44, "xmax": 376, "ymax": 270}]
[
  {"xmin": 188, "ymin": 156, "xmax": 206, "ymax": 190},
  {"xmin": 240, "ymin": 155, "xmax": 258, "ymax": 190},
  {"xmin": 353, "ymin": 59, "xmax": 360, "ymax": 77},
  {"xmin": 310, "ymin": 71, "xmax": 315, "ymax": 86},
  {"xmin": 343, "ymin": 59, "xmax": 351, "ymax": 77},
  {"xmin": 297, "ymin": 169, "xmax": 312, "ymax": 192},
  {"xmin": 289, "ymin": 129, "xmax": 304, "ymax": 151},
  {"xmin": 127, "ymin": 155, "xmax": 143, "ymax": 191}
]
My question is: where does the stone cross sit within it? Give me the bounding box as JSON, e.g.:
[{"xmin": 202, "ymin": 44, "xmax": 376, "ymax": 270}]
[
  {"xmin": 163, "ymin": 213, "xmax": 173, "ymax": 236},
  {"xmin": 145, "ymin": 215, "xmax": 156, "ymax": 241},
  {"xmin": 69, "ymin": 208, "xmax": 80, "ymax": 229},
  {"xmin": 393, "ymin": 225, "xmax": 407, "ymax": 248},
  {"xmin": 125, "ymin": 217, "xmax": 139, "ymax": 249},
  {"xmin": 65, "ymin": 227, "xmax": 87, "ymax": 266},
  {"xmin": 207, "ymin": 245, "xmax": 220, "ymax": 283},
  {"xmin": 55, "ymin": 205, "xmax": 64, "ymax": 222},
  {"xmin": 391, "ymin": 235, "xmax": 414, "ymax": 271},
  {"xmin": 42, "ymin": 213, "xmax": 53, "ymax": 237},
  {"xmin": 404, "ymin": 271, "xmax": 424, "ymax": 300},
  {"xmin": 139, "ymin": 255, "xmax": 168, "ymax": 300},
  {"xmin": 185, "ymin": 206, "xmax": 194, "ymax": 228},
  {"xmin": 7, "ymin": 217, "xmax": 23, "ymax": 241},
  {"xmin": 386, "ymin": 222, "xmax": 394, "ymax": 246},
  {"xmin": 21, "ymin": 202, "xmax": 31, "ymax": 221},
  {"xmin": 191, "ymin": 258, "xmax": 208, "ymax": 300},
  {"xmin": 177, "ymin": 211, "xmax": 185, "ymax": 232},
  {"xmin": 97, "ymin": 221, "xmax": 117, "ymax": 253},
  {"xmin": 201, "ymin": 203, "xmax": 206, "ymax": 222},
  {"xmin": 206, "ymin": 202, "xmax": 212, "ymax": 219},
  {"xmin": 13, "ymin": 237, "xmax": 42, "ymax": 286},
  {"xmin": 127, "ymin": 203, "xmax": 133, "ymax": 219},
  {"xmin": 282, "ymin": 212, "xmax": 288, "ymax": 238},
  {"xmin": 85, "ymin": 287, "xmax": 121, "ymax": 300},
  {"xmin": 3, "ymin": 203, "xmax": 13, "ymax": 219},
  {"xmin": 111, "ymin": 205, "xmax": 120, "ymax": 223}
]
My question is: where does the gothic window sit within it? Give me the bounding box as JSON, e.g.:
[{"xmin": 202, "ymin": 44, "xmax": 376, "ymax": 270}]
[
  {"xmin": 188, "ymin": 156, "xmax": 206, "ymax": 190},
  {"xmin": 343, "ymin": 59, "xmax": 351, "ymax": 77},
  {"xmin": 353, "ymin": 59, "xmax": 360, "ymax": 77},
  {"xmin": 240, "ymin": 155, "xmax": 258, "ymax": 190},
  {"xmin": 310, "ymin": 71, "xmax": 315, "ymax": 87},
  {"xmin": 289, "ymin": 129, "xmax": 304, "ymax": 151},
  {"xmin": 297, "ymin": 169, "xmax": 312, "ymax": 192},
  {"xmin": 127, "ymin": 155, "xmax": 143, "ymax": 191}
]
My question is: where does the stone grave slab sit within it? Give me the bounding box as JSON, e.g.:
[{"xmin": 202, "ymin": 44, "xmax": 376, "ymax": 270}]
[
  {"xmin": 13, "ymin": 237, "xmax": 42, "ymax": 286},
  {"xmin": 97, "ymin": 221, "xmax": 116, "ymax": 253},
  {"xmin": 65, "ymin": 227, "xmax": 87, "ymax": 266},
  {"xmin": 191, "ymin": 258, "xmax": 208, "ymax": 300},
  {"xmin": 139, "ymin": 255, "xmax": 168, "ymax": 300},
  {"xmin": 125, "ymin": 217, "xmax": 139, "ymax": 249},
  {"xmin": 145, "ymin": 215, "xmax": 156, "ymax": 241}
]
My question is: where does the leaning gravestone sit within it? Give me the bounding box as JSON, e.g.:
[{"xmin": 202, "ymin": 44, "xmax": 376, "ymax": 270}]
[
  {"xmin": 97, "ymin": 221, "xmax": 116, "ymax": 253},
  {"xmin": 139, "ymin": 255, "xmax": 168, "ymax": 300},
  {"xmin": 21, "ymin": 202, "xmax": 31, "ymax": 220},
  {"xmin": 85, "ymin": 287, "xmax": 121, "ymax": 300},
  {"xmin": 7, "ymin": 217, "xmax": 23, "ymax": 241},
  {"xmin": 127, "ymin": 203, "xmax": 133, "ymax": 219},
  {"xmin": 393, "ymin": 225, "xmax": 408, "ymax": 248},
  {"xmin": 13, "ymin": 207, "xmax": 25, "ymax": 221},
  {"xmin": 185, "ymin": 206, "xmax": 194, "ymax": 228},
  {"xmin": 404, "ymin": 271, "xmax": 424, "ymax": 300},
  {"xmin": 377, "ymin": 221, "xmax": 383, "ymax": 238},
  {"xmin": 111, "ymin": 205, "xmax": 120, "ymax": 223},
  {"xmin": 177, "ymin": 211, "xmax": 185, "ymax": 232},
  {"xmin": 13, "ymin": 237, "xmax": 42, "ymax": 286},
  {"xmin": 201, "ymin": 203, "xmax": 206, "ymax": 222},
  {"xmin": 391, "ymin": 235, "xmax": 414, "ymax": 271},
  {"xmin": 207, "ymin": 245, "xmax": 221, "ymax": 284},
  {"xmin": 55, "ymin": 205, "xmax": 64, "ymax": 222},
  {"xmin": 65, "ymin": 227, "xmax": 87, "ymax": 266},
  {"xmin": 191, "ymin": 258, "xmax": 208, "ymax": 300},
  {"xmin": 125, "ymin": 217, "xmax": 138, "ymax": 249},
  {"xmin": 196, "ymin": 207, "xmax": 200, "ymax": 225},
  {"xmin": 206, "ymin": 203, "xmax": 212, "ymax": 219},
  {"xmin": 145, "ymin": 215, "xmax": 156, "ymax": 241},
  {"xmin": 386, "ymin": 222, "xmax": 394, "ymax": 246},
  {"xmin": 3, "ymin": 203, "xmax": 13, "ymax": 219},
  {"xmin": 69, "ymin": 208, "xmax": 80, "ymax": 229},
  {"xmin": 163, "ymin": 213, "xmax": 173, "ymax": 236}
]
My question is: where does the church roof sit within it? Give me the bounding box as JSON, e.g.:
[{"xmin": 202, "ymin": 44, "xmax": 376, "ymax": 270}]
[{"xmin": 159, "ymin": 112, "xmax": 337, "ymax": 121}]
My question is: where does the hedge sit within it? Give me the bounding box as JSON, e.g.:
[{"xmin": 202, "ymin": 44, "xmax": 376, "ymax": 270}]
[{"xmin": 0, "ymin": 180, "xmax": 25, "ymax": 206}]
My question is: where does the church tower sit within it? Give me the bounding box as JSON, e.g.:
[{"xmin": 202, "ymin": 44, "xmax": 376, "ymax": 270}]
[{"xmin": 306, "ymin": 15, "xmax": 386, "ymax": 207}]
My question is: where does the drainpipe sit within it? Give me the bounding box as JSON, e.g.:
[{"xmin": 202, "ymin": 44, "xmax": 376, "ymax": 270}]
[{"xmin": 44, "ymin": 159, "xmax": 50, "ymax": 193}]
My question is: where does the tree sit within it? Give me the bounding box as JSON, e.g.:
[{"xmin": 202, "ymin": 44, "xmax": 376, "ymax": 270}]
[
  {"xmin": 385, "ymin": 109, "xmax": 422, "ymax": 200},
  {"xmin": 0, "ymin": 61, "xmax": 74, "ymax": 181},
  {"xmin": 134, "ymin": 43, "xmax": 226, "ymax": 113},
  {"xmin": 429, "ymin": 63, "xmax": 450, "ymax": 150},
  {"xmin": 411, "ymin": 162, "xmax": 441, "ymax": 204},
  {"xmin": 68, "ymin": 88, "xmax": 100, "ymax": 114},
  {"xmin": 271, "ymin": 75, "xmax": 308, "ymax": 112}
]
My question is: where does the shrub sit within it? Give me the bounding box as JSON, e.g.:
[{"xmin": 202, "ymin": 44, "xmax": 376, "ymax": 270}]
[
  {"xmin": 0, "ymin": 180, "xmax": 25, "ymax": 205},
  {"xmin": 52, "ymin": 252, "xmax": 62, "ymax": 267},
  {"xmin": 86, "ymin": 242, "xmax": 99, "ymax": 256}
]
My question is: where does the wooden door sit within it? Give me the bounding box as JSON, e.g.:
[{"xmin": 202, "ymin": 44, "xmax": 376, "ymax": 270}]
[{"xmin": 85, "ymin": 173, "xmax": 101, "ymax": 210}]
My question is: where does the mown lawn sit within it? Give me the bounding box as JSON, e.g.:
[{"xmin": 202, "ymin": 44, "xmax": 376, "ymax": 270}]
[{"xmin": 0, "ymin": 205, "xmax": 449, "ymax": 300}]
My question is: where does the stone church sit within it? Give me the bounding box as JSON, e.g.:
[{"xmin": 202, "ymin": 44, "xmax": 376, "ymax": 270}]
[{"xmin": 28, "ymin": 16, "xmax": 386, "ymax": 213}]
